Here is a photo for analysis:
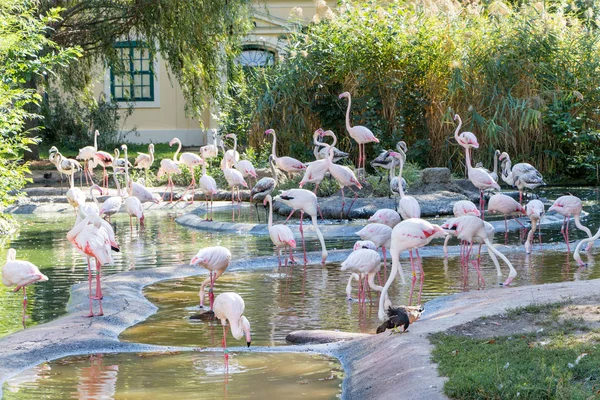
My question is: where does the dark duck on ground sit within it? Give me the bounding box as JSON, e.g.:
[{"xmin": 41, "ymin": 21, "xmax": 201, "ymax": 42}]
[{"xmin": 376, "ymin": 305, "xmax": 424, "ymax": 334}]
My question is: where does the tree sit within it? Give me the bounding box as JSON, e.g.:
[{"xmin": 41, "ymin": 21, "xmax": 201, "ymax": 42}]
[{"xmin": 0, "ymin": 0, "xmax": 80, "ymax": 212}]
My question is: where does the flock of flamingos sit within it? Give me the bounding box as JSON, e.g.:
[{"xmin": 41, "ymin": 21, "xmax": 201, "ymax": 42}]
[{"xmin": 3, "ymin": 91, "xmax": 600, "ymax": 360}]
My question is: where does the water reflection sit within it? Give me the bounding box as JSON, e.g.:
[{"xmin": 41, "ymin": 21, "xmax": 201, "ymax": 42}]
[{"xmin": 4, "ymin": 352, "xmax": 343, "ymax": 400}]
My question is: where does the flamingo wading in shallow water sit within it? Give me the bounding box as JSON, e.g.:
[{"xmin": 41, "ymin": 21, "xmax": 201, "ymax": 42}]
[
  {"xmin": 525, "ymin": 199, "xmax": 545, "ymax": 254},
  {"xmin": 190, "ymin": 246, "xmax": 232, "ymax": 310},
  {"xmin": 213, "ymin": 292, "xmax": 251, "ymax": 369},
  {"xmin": 275, "ymin": 189, "xmax": 328, "ymax": 265},
  {"xmin": 341, "ymin": 248, "xmax": 383, "ymax": 305},
  {"xmin": 328, "ymin": 146, "xmax": 362, "ymax": 218},
  {"xmin": 264, "ymin": 194, "xmax": 296, "ymax": 267},
  {"xmin": 548, "ymin": 195, "xmax": 593, "ymax": 253},
  {"xmin": 198, "ymin": 158, "xmax": 218, "ymax": 221},
  {"xmin": 443, "ymin": 200, "xmax": 480, "ymax": 256},
  {"xmin": 2, "ymin": 249, "xmax": 49, "ymax": 328},
  {"xmin": 378, "ymin": 218, "xmax": 447, "ymax": 320},
  {"xmin": 339, "ymin": 91, "xmax": 379, "ymax": 177}
]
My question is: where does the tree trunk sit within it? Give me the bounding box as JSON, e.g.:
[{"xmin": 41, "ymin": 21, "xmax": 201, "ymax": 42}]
[{"xmin": 22, "ymin": 77, "xmax": 41, "ymax": 161}]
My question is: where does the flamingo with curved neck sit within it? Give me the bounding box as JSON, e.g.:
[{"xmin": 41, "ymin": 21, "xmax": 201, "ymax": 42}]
[
  {"xmin": 169, "ymin": 137, "xmax": 203, "ymax": 203},
  {"xmin": 265, "ymin": 129, "xmax": 306, "ymax": 177},
  {"xmin": 339, "ymin": 92, "xmax": 379, "ymax": 178}
]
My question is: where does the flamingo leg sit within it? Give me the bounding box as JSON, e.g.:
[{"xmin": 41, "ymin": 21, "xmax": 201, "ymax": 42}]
[
  {"xmin": 299, "ymin": 211, "xmax": 307, "ymax": 264},
  {"xmin": 222, "ymin": 325, "xmax": 229, "ymax": 370},
  {"xmin": 277, "ymin": 248, "xmax": 282, "ymax": 268},
  {"xmin": 209, "ymin": 271, "xmax": 215, "ymax": 310},
  {"xmin": 289, "ymin": 246, "xmax": 296, "ymax": 264},
  {"xmin": 340, "ymin": 188, "xmax": 346, "ymax": 219},
  {"xmin": 504, "ymin": 217, "xmax": 509, "ymax": 244},
  {"xmin": 382, "ymin": 246, "xmax": 387, "ymax": 281},
  {"xmin": 284, "ymin": 209, "xmax": 296, "ymax": 223},
  {"xmin": 480, "ymin": 190, "xmax": 485, "ymax": 220},
  {"xmin": 22, "ymin": 286, "xmax": 27, "ymax": 329},
  {"xmin": 95, "ymin": 262, "xmax": 104, "ymax": 316},
  {"xmin": 346, "ymin": 187, "xmax": 359, "ymax": 219},
  {"xmin": 85, "ymin": 258, "xmax": 94, "ymax": 317}
]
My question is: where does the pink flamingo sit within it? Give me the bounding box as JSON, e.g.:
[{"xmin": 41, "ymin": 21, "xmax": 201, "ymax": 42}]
[
  {"xmin": 122, "ymin": 146, "xmax": 144, "ymax": 228},
  {"xmin": 76, "ymin": 130, "xmax": 99, "ymax": 186},
  {"xmin": 356, "ymin": 223, "xmax": 392, "ymax": 280},
  {"xmin": 328, "ymin": 146, "xmax": 362, "ymax": 218},
  {"xmin": 299, "ymin": 129, "xmax": 330, "ymax": 193},
  {"xmin": 219, "ymin": 135, "xmax": 240, "ymax": 170},
  {"xmin": 353, "ymin": 240, "xmax": 378, "ymax": 251},
  {"xmin": 378, "ymin": 218, "xmax": 447, "ymax": 320},
  {"xmin": 463, "ymin": 144, "xmax": 500, "ymax": 217},
  {"xmin": 226, "ymin": 133, "xmax": 257, "ymax": 186},
  {"xmin": 487, "ymin": 193, "xmax": 526, "ymax": 241},
  {"xmin": 338, "ymin": 91, "xmax": 379, "ymax": 177},
  {"xmin": 274, "ymin": 189, "xmax": 328, "ymax": 264},
  {"xmin": 122, "ymin": 144, "xmax": 158, "ymax": 205},
  {"xmin": 453, "ymin": 114, "xmax": 480, "ymax": 152},
  {"xmin": 265, "ymin": 129, "xmax": 306, "ymax": 177},
  {"xmin": 134, "ymin": 143, "xmax": 155, "ymax": 181},
  {"xmin": 341, "ymin": 248, "xmax": 383, "ymax": 305},
  {"xmin": 574, "ymin": 226, "xmax": 600, "ymax": 266},
  {"xmin": 190, "ymin": 246, "xmax": 232, "ymax": 310},
  {"xmin": 548, "ymin": 195, "xmax": 593, "ymax": 252},
  {"xmin": 222, "ymin": 161, "xmax": 247, "ymax": 206},
  {"xmin": 213, "ymin": 292, "xmax": 252, "ymax": 369},
  {"xmin": 93, "ymin": 145, "xmax": 114, "ymax": 194},
  {"xmin": 199, "ymin": 159, "xmax": 218, "ymax": 221},
  {"xmin": 442, "ymin": 215, "xmax": 517, "ymax": 286},
  {"xmin": 67, "ymin": 213, "xmax": 119, "ymax": 317},
  {"xmin": 525, "ymin": 199, "xmax": 545, "ymax": 254},
  {"xmin": 389, "ymin": 151, "xmax": 420, "ymax": 219},
  {"xmin": 157, "ymin": 158, "xmax": 181, "ymax": 202},
  {"xmin": 200, "ymin": 130, "xmax": 219, "ymax": 167},
  {"xmin": 2, "ymin": 248, "xmax": 48, "ymax": 328},
  {"xmin": 98, "ymin": 153, "xmax": 123, "ymax": 222},
  {"xmin": 66, "ymin": 165, "xmax": 86, "ymax": 213},
  {"xmin": 368, "ymin": 209, "xmax": 401, "ymax": 228},
  {"xmin": 170, "ymin": 137, "xmax": 203, "ymax": 202},
  {"xmin": 443, "ymin": 200, "xmax": 480, "ymax": 256},
  {"xmin": 264, "ymin": 194, "xmax": 296, "ymax": 267}
]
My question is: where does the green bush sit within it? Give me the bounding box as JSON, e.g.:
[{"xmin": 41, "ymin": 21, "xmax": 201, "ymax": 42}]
[{"xmin": 221, "ymin": 0, "xmax": 600, "ymax": 183}]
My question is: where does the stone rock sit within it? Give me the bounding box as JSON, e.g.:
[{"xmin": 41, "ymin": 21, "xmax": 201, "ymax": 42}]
[
  {"xmin": 420, "ymin": 168, "xmax": 452, "ymax": 184},
  {"xmin": 286, "ymin": 329, "xmax": 370, "ymax": 344}
]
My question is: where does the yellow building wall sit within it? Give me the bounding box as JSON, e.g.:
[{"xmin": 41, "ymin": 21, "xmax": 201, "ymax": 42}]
[{"xmin": 92, "ymin": 1, "xmax": 335, "ymax": 146}]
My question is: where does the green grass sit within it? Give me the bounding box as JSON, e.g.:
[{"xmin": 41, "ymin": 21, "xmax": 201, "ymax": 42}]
[{"xmin": 430, "ymin": 302, "xmax": 600, "ymax": 399}]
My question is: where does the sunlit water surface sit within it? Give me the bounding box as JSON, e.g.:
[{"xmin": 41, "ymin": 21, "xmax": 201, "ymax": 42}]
[{"xmin": 3, "ymin": 352, "xmax": 343, "ymax": 399}]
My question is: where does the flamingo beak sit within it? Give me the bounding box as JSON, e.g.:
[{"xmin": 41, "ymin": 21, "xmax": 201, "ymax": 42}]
[
  {"xmin": 190, "ymin": 257, "xmax": 199, "ymax": 265},
  {"xmin": 247, "ymin": 341, "xmax": 251, "ymax": 348}
]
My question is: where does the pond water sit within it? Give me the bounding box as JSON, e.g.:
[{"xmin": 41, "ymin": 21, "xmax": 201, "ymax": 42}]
[{"xmin": 3, "ymin": 352, "xmax": 343, "ymax": 399}]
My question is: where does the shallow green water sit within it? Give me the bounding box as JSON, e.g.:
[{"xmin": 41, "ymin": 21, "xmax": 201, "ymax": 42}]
[{"xmin": 3, "ymin": 352, "xmax": 343, "ymax": 399}]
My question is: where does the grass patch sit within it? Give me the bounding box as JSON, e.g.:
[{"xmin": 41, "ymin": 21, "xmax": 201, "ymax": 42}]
[{"xmin": 430, "ymin": 300, "xmax": 600, "ymax": 399}]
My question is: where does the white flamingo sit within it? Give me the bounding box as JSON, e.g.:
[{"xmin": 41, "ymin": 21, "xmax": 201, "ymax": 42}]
[
  {"xmin": 338, "ymin": 91, "xmax": 380, "ymax": 176},
  {"xmin": 2, "ymin": 249, "xmax": 48, "ymax": 328},
  {"xmin": 200, "ymin": 129, "xmax": 219, "ymax": 167},
  {"xmin": 157, "ymin": 158, "xmax": 181, "ymax": 202},
  {"xmin": 356, "ymin": 223, "xmax": 392, "ymax": 280},
  {"xmin": 443, "ymin": 200, "xmax": 480, "ymax": 256},
  {"xmin": 300, "ymin": 129, "xmax": 330, "ymax": 193},
  {"xmin": 219, "ymin": 135, "xmax": 240, "ymax": 170},
  {"xmin": 548, "ymin": 195, "xmax": 593, "ymax": 252},
  {"xmin": 170, "ymin": 137, "xmax": 203, "ymax": 202},
  {"xmin": 226, "ymin": 133, "xmax": 257, "ymax": 186},
  {"xmin": 368, "ymin": 209, "xmax": 401, "ymax": 228},
  {"xmin": 328, "ymin": 146, "xmax": 362, "ymax": 218},
  {"xmin": 525, "ymin": 199, "xmax": 545, "ymax": 254},
  {"xmin": 190, "ymin": 246, "xmax": 232, "ymax": 310},
  {"xmin": 122, "ymin": 145, "xmax": 144, "ymax": 228},
  {"xmin": 463, "ymin": 144, "xmax": 500, "ymax": 217},
  {"xmin": 499, "ymin": 152, "xmax": 545, "ymax": 204},
  {"xmin": 213, "ymin": 292, "xmax": 252, "ymax": 368},
  {"xmin": 134, "ymin": 143, "xmax": 155, "ymax": 181},
  {"xmin": 66, "ymin": 164, "xmax": 86, "ymax": 214},
  {"xmin": 274, "ymin": 189, "xmax": 328, "ymax": 264},
  {"xmin": 341, "ymin": 248, "xmax": 383, "ymax": 304},
  {"xmin": 389, "ymin": 151, "xmax": 420, "ymax": 219},
  {"xmin": 76, "ymin": 129, "xmax": 99, "ymax": 186},
  {"xmin": 264, "ymin": 194, "xmax": 296, "ymax": 267},
  {"xmin": 378, "ymin": 218, "xmax": 447, "ymax": 320},
  {"xmin": 265, "ymin": 129, "xmax": 306, "ymax": 177},
  {"xmin": 198, "ymin": 158, "xmax": 218, "ymax": 221}
]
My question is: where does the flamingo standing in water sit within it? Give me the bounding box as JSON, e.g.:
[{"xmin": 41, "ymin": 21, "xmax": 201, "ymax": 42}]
[
  {"xmin": 443, "ymin": 200, "xmax": 480, "ymax": 256},
  {"xmin": 368, "ymin": 209, "xmax": 401, "ymax": 228},
  {"xmin": 121, "ymin": 145, "xmax": 144, "ymax": 228},
  {"xmin": 356, "ymin": 223, "xmax": 392, "ymax": 280},
  {"xmin": 157, "ymin": 158, "xmax": 181, "ymax": 202},
  {"xmin": 122, "ymin": 145, "xmax": 158, "ymax": 205},
  {"xmin": 66, "ymin": 164, "xmax": 86, "ymax": 214},
  {"xmin": 499, "ymin": 152, "xmax": 545, "ymax": 204},
  {"xmin": 170, "ymin": 137, "xmax": 203, "ymax": 202},
  {"xmin": 250, "ymin": 155, "xmax": 277, "ymax": 222},
  {"xmin": 67, "ymin": 213, "xmax": 119, "ymax": 317},
  {"xmin": 190, "ymin": 246, "xmax": 232, "ymax": 310},
  {"xmin": 338, "ymin": 91, "xmax": 379, "ymax": 177},
  {"xmin": 198, "ymin": 159, "xmax": 218, "ymax": 221},
  {"xmin": 525, "ymin": 199, "xmax": 545, "ymax": 254},
  {"xmin": 213, "ymin": 292, "xmax": 252, "ymax": 368},
  {"xmin": 264, "ymin": 195, "xmax": 296, "ymax": 267},
  {"xmin": 341, "ymin": 248, "xmax": 383, "ymax": 305},
  {"xmin": 462, "ymin": 143, "xmax": 500, "ymax": 218},
  {"xmin": 328, "ymin": 146, "xmax": 362, "ymax": 218},
  {"xmin": 378, "ymin": 218, "xmax": 447, "ymax": 320},
  {"xmin": 389, "ymin": 151, "xmax": 420, "ymax": 219},
  {"xmin": 548, "ymin": 195, "xmax": 593, "ymax": 252},
  {"xmin": 487, "ymin": 193, "xmax": 526, "ymax": 241},
  {"xmin": 98, "ymin": 151, "xmax": 123, "ymax": 222},
  {"xmin": 76, "ymin": 130, "xmax": 99, "ymax": 186},
  {"xmin": 265, "ymin": 129, "xmax": 306, "ymax": 177},
  {"xmin": 274, "ymin": 189, "xmax": 328, "ymax": 265},
  {"xmin": 442, "ymin": 215, "xmax": 517, "ymax": 286},
  {"xmin": 2, "ymin": 249, "xmax": 49, "ymax": 328}
]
